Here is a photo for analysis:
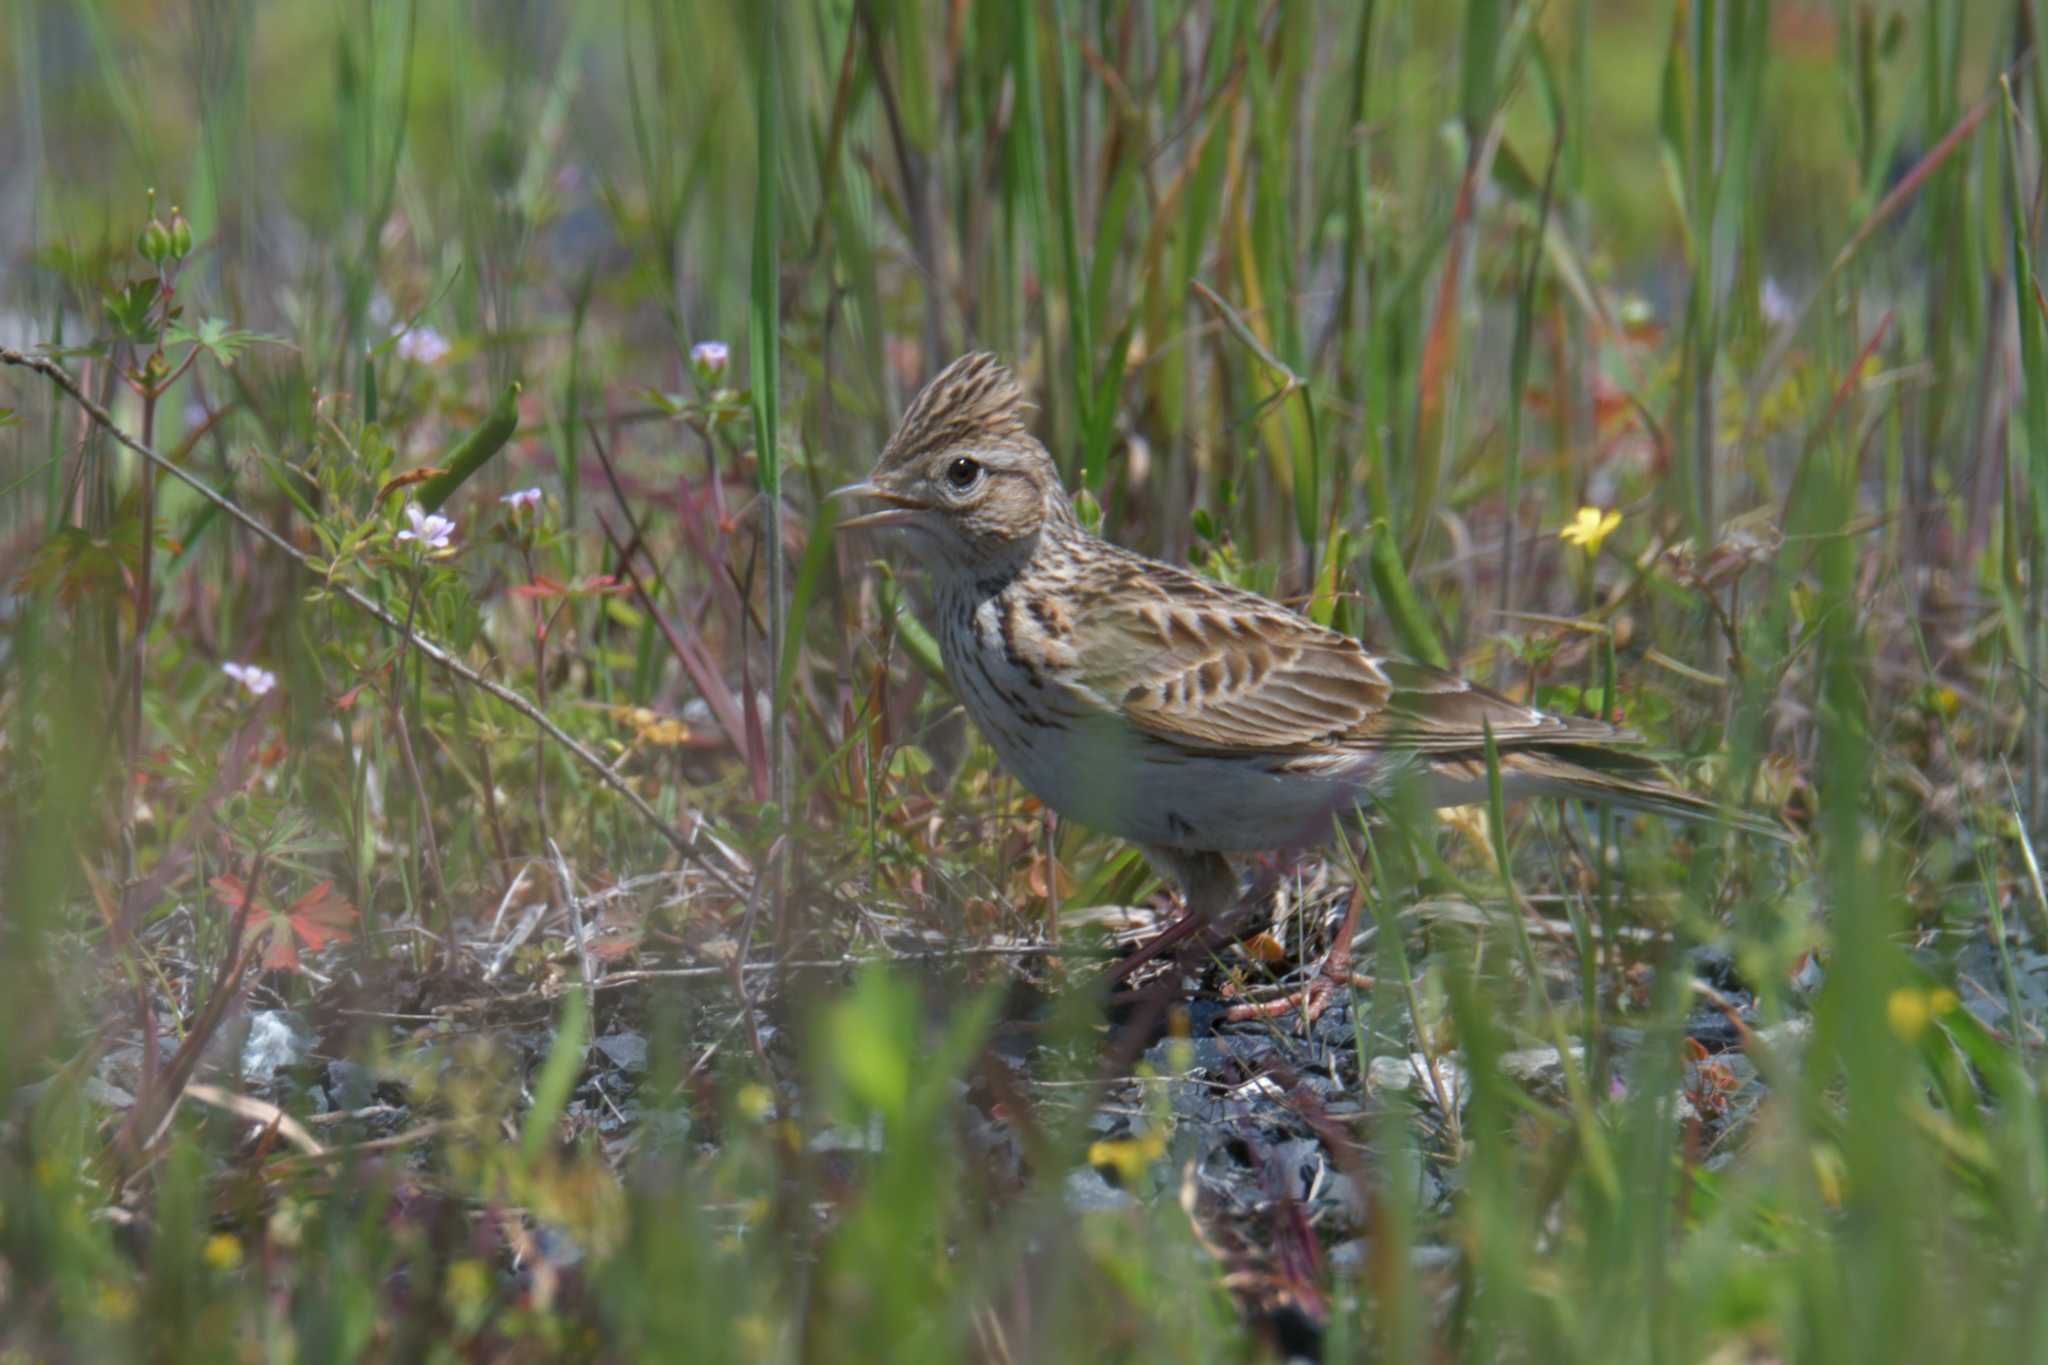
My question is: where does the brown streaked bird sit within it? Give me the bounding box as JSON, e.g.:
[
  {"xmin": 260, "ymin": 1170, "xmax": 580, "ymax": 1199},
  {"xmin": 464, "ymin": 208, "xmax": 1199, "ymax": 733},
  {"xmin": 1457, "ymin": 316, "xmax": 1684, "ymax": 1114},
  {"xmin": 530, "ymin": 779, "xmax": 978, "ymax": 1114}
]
[{"xmin": 837, "ymin": 354, "xmax": 1768, "ymax": 1005}]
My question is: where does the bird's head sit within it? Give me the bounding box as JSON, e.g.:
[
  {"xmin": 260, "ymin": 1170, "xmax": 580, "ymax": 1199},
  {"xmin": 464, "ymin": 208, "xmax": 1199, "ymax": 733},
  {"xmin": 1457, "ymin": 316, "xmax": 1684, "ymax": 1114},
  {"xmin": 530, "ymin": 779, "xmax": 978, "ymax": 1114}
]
[{"xmin": 835, "ymin": 353, "xmax": 1075, "ymax": 572}]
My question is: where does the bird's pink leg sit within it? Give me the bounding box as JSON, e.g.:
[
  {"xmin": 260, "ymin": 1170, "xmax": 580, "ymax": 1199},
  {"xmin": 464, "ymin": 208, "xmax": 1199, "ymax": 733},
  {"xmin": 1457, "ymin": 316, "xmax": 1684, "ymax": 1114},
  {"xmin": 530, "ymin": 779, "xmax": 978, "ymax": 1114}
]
[{"xmin": 1103, "ymin": 846, "xmax": 1249, "ymax": 987}]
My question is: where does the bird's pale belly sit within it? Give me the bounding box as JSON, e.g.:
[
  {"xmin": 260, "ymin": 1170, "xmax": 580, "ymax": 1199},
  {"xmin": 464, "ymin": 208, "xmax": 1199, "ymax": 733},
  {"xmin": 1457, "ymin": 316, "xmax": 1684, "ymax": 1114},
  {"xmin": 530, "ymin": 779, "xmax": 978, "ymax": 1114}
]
[
  {"xmin": 1000, "ymin": 728, "xmax": 1370, "ymax": 851},
  {"xmin": 940, "ymin": 632, "xmax": 1366, "ymax": 852}
]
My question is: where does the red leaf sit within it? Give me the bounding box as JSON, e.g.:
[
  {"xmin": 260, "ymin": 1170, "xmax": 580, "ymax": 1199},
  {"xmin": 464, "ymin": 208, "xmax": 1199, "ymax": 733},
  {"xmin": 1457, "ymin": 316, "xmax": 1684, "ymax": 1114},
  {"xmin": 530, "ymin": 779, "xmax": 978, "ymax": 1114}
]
[
  {"xmin": 285, "ymin": 880, "xmax": 358, "ymax": 953},
  {"xmin": 253, "ymin": 916, "xmax": 300, "ymax": 971},
  {"xmin": 211, "ymin": 873, "xmax": 257, "ymax": 911},
  {"xmin": 213, "ymin": 874, "xmax": 357, "ymax": 973},
  {"xmin": 510, "ymin": 574, "xmax": 568, "ymax": 599}
]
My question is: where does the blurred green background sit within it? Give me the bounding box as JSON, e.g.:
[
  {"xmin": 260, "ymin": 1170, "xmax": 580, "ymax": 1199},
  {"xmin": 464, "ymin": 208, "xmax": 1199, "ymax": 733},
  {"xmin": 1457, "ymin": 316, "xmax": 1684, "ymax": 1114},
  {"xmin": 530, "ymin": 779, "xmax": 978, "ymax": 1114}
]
[{"xmin": 6, "ymin": 2, "xmax": 2047, "ymax": 1362}]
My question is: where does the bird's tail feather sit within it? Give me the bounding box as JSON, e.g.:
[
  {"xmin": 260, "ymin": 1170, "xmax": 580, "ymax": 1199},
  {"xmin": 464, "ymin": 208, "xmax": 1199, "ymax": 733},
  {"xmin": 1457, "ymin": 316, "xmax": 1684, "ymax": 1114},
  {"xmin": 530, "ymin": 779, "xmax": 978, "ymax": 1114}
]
[{"xmin": 1425, "ymin": 746, "xmax": 1791, "ymax": 841}]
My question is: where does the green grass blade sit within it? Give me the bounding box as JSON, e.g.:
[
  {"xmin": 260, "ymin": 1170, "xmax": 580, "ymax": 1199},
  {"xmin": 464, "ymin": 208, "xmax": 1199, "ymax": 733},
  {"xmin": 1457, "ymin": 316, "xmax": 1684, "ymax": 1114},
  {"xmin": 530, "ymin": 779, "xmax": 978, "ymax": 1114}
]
[{"xmin": 749, "ymin": 0, "xmax": 786, "ymax": 820}]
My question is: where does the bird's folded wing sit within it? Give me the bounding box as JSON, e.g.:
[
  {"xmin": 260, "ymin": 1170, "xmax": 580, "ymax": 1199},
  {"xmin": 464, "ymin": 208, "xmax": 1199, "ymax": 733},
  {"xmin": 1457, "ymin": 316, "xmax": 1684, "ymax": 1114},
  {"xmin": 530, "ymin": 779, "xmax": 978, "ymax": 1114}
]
[
  {"xmin": 1074, "ymin": 589, "xmax": 1627, "ymax": 756},
  {"xmin": 1362, "ymin": 658, "xmax": 1633, "ymax": 752}
]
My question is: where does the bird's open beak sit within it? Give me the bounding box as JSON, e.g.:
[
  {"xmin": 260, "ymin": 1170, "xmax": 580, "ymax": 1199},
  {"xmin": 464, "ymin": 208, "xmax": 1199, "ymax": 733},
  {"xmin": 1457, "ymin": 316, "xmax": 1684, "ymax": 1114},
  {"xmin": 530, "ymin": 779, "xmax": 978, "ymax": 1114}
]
[{"xmin": 831, "ymin": 479, "xmax": 926, "ymax": 531}]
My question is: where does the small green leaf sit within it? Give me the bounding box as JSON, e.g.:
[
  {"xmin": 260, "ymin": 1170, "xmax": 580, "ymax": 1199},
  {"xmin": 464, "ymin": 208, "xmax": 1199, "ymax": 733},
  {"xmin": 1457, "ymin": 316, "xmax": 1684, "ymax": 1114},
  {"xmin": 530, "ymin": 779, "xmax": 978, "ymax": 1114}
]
[
  {"xmin": 165, "ymin": 317, "xmax": 287, "ymax": 367},
  {"xmin": 101, "ymin": 278, "xmax": 161, "ymax": 343}
]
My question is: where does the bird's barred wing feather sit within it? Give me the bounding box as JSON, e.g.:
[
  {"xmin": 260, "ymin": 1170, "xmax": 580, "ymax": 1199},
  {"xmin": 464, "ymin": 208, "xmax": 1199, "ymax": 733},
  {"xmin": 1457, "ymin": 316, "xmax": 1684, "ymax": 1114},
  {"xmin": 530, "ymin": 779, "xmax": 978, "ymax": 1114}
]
[
  {"xmin": 1073, "ymin": 592, "xmax": 1392, "ymax": 750},
  {"xmin": 1365, "ymin": 658, "xmax": 1631, "ymax": 752},
  {"xmin": 1067, "ymin": 560, "xmax": 1629, "ymax": 756}
]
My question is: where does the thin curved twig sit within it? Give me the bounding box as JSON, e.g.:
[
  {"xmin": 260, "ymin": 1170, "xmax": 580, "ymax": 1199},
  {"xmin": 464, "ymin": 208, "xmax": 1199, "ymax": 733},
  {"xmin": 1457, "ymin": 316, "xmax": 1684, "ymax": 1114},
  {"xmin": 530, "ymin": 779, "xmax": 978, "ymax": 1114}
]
[{"xmin": 1, "ymin": 345, "xmax": 745, "ymax": 887}]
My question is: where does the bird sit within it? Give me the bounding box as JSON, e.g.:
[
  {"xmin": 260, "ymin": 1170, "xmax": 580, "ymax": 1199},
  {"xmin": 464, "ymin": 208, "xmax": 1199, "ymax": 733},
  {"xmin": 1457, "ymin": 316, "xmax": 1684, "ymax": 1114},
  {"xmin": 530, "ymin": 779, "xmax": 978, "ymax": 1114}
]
[{"xmin": 836, "ymin": 353, "xmax": 1767, "ymax": 1011}]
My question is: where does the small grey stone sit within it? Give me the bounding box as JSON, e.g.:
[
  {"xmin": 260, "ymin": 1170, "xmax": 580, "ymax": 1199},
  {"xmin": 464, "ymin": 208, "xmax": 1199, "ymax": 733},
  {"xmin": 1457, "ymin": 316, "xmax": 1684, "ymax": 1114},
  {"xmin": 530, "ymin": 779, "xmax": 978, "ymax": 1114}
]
[
  {"xmin": 1316, "ymin": 1172, "xmax": 1363, "ymax": 1227},
  {"xmin": 1411, "ymin": 1244, "xmax": 1459, "ymax": 1273},
  {"xmin": 1266, "ymin": 1137, "xmax": 1324, "ymax": 1199},
  {"xmin": 810, "ymin": 1118, "xmax": 885, "ymax": 1153},
  {"xmin": 1144, "ymin": 1031, "xmax": 1274, "ymax": 1076},
  {"xmin": 1327, "ymin": 1239, "xmax": 1368, "ymax": 1274},
  {"xmin": 1064, "ymin": 1166, "xmax": 1138, "ymax": 1212},
  {"xmin": 636, "ymin": 1110, "xmax": 693, "ymax": 1153},
  {"xmin": 1324, "ymin": 1240, "xmax": 1460, "ymax": 1275},
  {"xmin": 81, "ymin": 1075, "xmax": 136, "ymax": 1110}
]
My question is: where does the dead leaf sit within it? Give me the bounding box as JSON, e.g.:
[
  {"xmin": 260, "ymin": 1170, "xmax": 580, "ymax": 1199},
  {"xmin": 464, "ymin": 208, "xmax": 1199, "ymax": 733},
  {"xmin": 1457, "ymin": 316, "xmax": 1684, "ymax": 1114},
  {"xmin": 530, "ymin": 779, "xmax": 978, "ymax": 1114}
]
[
  {"xmin": 1239, "ymin": 931, "xmax": 1289, "ymax": 965},
  {"xmin": 375, "ymin": 467, "xmax": 446, "ymax": 504}
]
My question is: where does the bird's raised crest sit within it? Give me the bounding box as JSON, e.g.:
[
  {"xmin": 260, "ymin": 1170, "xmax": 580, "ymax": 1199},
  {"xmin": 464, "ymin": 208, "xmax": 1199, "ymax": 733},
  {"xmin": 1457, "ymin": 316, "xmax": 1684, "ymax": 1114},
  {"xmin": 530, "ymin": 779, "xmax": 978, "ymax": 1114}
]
[{"xmin": 881, "ymin": 352, "xmax": 1031, "ymax": 468}]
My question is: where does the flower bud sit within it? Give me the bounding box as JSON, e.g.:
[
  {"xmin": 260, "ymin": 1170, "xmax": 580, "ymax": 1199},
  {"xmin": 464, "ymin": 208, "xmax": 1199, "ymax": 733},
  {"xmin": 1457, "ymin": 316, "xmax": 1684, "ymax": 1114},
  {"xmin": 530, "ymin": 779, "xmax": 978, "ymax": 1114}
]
[
  {"xmin": 168, "ymin": 207, "xmax": 192, "ymax": 260},
  {"xmin": 138, "ymin": 216, "xmax": 171, "ymax": 264},
  {"xmin": 1072, "ymin": 485, "xmax": 1103, "ymax": 534}
]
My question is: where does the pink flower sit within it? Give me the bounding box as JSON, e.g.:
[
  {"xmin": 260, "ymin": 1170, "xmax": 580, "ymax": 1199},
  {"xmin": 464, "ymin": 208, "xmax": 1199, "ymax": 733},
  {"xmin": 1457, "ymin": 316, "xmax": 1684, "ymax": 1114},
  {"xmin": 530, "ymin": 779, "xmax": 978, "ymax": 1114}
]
[
  {"xmin": 690, "ymin": 340, "xmax": 729, "ymax": 379},
  {"xmin": 397, "ymin": 503, "xmax": 456, "ymax": 551},
  {"xmin": 221, "ymin": 661, "xmax": 278, "ymax": 697},
  {"xmin": 500, "ymin": 487, "xmax": 544, "ymax": 512},
  {"xmin": 395, "ymin": 326, "xmax": 450, "ymax": 365}
]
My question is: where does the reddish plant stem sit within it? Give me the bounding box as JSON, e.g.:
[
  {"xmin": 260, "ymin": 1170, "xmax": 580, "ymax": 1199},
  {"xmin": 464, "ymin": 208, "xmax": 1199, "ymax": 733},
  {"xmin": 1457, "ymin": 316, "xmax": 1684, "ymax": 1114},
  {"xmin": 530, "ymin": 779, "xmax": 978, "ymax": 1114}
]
[{"xmin": 392, "ymin": 575, "xmax": 450, "ymax": 931}]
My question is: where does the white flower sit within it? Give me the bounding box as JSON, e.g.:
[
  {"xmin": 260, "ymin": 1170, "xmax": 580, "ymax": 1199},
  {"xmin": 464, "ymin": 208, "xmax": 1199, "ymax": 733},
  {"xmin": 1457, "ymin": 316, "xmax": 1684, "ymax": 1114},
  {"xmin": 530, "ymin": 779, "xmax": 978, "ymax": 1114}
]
[
  {"xmin": 396, "ymin": 326, "xmax": 450, "ymax": 365},
  {"xmin": 500, "ymin": 487, "xmax": 544, "ymax": 512},
  {"xmin": 221, "ymin": 661, "xmax": 278, "ymax": 697},
  {"xmin": 690, "ymin": 340, "xmax": 729, "ymax": 378},
  {"xmin": 1760, "ymin": 276, "xmax": 1793, "ymax": 328},
  {"xmin": 397, "ymin": 502, "xmax": 456, "ymax": 551}
]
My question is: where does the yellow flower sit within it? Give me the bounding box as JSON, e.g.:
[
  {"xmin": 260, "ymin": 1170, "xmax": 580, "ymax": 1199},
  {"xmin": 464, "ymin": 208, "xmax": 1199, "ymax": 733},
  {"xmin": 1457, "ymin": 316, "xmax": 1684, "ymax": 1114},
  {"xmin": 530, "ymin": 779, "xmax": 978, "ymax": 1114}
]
[
  {"xmin": 1811, "ymin": 1144, "xmax": 1848, "ymax": 1209},
  {"xmin": 737, "ymin": 1315, "xmax": 779, "ymax": 1355},
  {"xmin": 203, "ymin": 1233, "xmax": 243, "ymax": 1271},
  {"xmin": 94, "ymin": 1281, "xmax": 138, "ymax": 1321},
  {"xmin": 1087, "ymin": 1130, "xmax": 1167, "ymax": 1188},
  {"xmin": 1559, "ymin": 506, "xmax": 1622, "ymax": 556},
  {"xmin": 444, "ymin": 1258, "xmax": 489, "ymax": 1317},
  {"xmin": 1886, "ymin": 987, "xmax": 1931, "ymax": 1042}
]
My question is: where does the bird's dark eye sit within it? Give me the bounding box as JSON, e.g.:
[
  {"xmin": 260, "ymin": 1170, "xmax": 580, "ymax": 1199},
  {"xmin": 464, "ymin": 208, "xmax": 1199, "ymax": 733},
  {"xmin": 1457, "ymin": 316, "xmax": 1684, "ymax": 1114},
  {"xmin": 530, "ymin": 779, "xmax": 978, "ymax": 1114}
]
[{"xmin": 945, "ymin": 456, "xmax": 982, "ymax": 490}]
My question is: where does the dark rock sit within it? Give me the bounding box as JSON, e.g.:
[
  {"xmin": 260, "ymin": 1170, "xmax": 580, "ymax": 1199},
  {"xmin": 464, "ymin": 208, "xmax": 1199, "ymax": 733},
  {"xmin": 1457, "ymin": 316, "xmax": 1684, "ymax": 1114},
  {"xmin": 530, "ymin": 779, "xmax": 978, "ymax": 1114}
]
[
  {"xmin": 324, "ymin": 1059, "xmax": 376, "ymax": 1112},
  {"xmin": 594, "ymin": 1031, "xmax": 649, "ymax": 1073},
  {"xmin": 1687, "ymin": 943, "xmax": 1744, "ymax": 992}
]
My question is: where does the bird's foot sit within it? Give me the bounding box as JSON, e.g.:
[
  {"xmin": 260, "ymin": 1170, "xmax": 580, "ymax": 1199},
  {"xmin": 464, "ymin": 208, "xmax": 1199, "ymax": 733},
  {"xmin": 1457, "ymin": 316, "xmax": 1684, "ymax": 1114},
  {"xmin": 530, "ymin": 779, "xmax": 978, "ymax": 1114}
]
[
  {"xmin": 1222, "ymin": 886, "xmax": 1369, "ymax": 1026},
  {"xmin": 1222, "ymin": 960, "xmax": 1373, "ymax": 1024}
]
